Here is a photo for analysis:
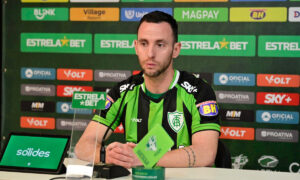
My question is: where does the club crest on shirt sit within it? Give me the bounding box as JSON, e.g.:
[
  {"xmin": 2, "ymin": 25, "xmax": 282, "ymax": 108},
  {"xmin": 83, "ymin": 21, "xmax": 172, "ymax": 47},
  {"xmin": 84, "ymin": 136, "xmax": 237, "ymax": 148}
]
[
  {"xmin": 168, "ymin": 111, "xmax": 184, "ymax": 133},
  {"xmin": 197, "ymin": 101, "xmax": 218, "ymax": 116}
]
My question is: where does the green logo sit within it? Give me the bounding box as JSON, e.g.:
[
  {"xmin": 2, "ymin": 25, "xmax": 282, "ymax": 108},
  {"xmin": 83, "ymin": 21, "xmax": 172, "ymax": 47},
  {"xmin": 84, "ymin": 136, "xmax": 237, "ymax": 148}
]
[
  {"xmin": 179, "ymin": 35, "xmax": 255, "ymax": 56},
  {"xmin": 146, "ymin": 136, "xmax": 157, "ymax": 152},
  {"xmin": 21, "ymin": 33, "xmax": 92, "ymax": 53},
  {"xmin": 168, "ymin": 111, "xmax": 184, "ymax": 133},
  {"xmin": 121, "ymin": 0, "xmax": 171, "ymax": 2},
  {"xmin": 174, "ymin": 8, "xmax": 228, "ymax": 22},
  {"xmin": 94, "ymin": 34, "xmax": 136, "ymax": 54},
  {"xmin": 21, "ymin": 8, "xmax": 68, "ymax": 21},
  {"xmin": 258, "ymin": 36, "xmax": 300, "ymax": 57},
  {"xmin": 72, "ymin": 91, "xmax": 106, "ymax": 109}
]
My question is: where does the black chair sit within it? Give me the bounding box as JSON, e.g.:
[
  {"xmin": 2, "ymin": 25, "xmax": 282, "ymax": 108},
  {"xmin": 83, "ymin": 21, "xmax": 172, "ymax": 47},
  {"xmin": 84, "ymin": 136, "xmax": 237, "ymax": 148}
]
[{"xmin": 215, "ymin": 140, "xmax": 232, "ymax": 168}]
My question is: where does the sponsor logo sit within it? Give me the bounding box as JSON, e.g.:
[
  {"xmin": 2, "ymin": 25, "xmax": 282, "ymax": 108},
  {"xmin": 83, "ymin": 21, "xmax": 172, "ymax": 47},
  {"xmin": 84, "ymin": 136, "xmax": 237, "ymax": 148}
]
[
  {"xmin": 21, "ymin": 84, "xmax": 55, "ymax": 96},
  {"xmin": 181, "ymin": 81, "xmax": 198, "ymax": 93},
  {"xmin": 220, "ymin": 127, "xmax": 255, "ymax": 140},
  {"xmin": 57, "ymin": 85, "xmax": 93, "ymax": 97},
  {"xmin": 232, "ymin": 154, "xmax": 249, "ymax": 169},
  {"xmin": 230, "ymin": 7, "xmax": 287, "ymax": 22},
  {"xmin": 256, "ymin": 110, "xmax": 299, "ymax": 124},
  {"xmin": 121, "ymin": 8, "xmax": 172, "ymax": 21},
  {"xmin": 179, "ymin": 35, "xmax": 255, "ymax": 57},
  {"xmin": 16, "ymin": 148, "xmax": 50, "ymax": 158},
  {"xmin": 122, "ymin": 0, "xmax": 171, "ymax": 2},
  {"xmin": 131, "ymin": 118, "xmax": 142, "ymax": 123},
  {"xmin": 231, "ymin": 0, "xmax": 286, "ymax": 1},
  {"xmin": 70, "ymin": 0, "xmax": 119, "ymax": 2},
  {"xmin": 214, "ymin": 73, "xmax": 255, "ymax": 86},
  {"xmin": 256, "ymin": 128, "xmax": 299, "ymax": 142},
  {"xmin": 174, "ymin": 8, "xmax": 228, "ymax": 22},
  {"xmin": 94, "ymin": 34, "xmax": 136, "ymax": 54},
  {"xmin": 289, "ymin": 162, "xmax": 300, "ymax": 173},
  {"xmin": 119, "ymin": 83, "xmax": 136, "ymax": 93},
  {"xmin": 57, "ymin": 68, "xmax": 93, "ymax": 81},
  {"xmin": 94, "ymin": 70, "xmax": 131, "ymax": 82},
  {"xmin": 257, "ymin": 74, "xmax": 299, "ymax": 87},
  {"xmin": 146, "ymin": 136, "xmax": 157, "ymax": 152},
  {"xmin": 256, "ymin": 92, "xmax": 299, "ymax": 106},
  {"xmin": 21, "ymin": 0, "xmax": 68, "ymax": 2},
  {"xmin": 21, "ymin": 33, "xmax": 92, "ymax": 54},
  {"xmin": 289, "ymin": 7, "xmax": 300, "ymax": 22},
  {"xmin": 56, "ymin": 102, "xmax": 92, "ymax": 114},
  {"xmin": 216, "ymin": 91, "xmax": 255, "ymax": 104},
  {"xmin": 168, "ymin": 111, "xmax": 184, "ymax": 133},
  {"xmin": 192, "ymin": 72, "xmax": 212, "ymax": 84},
  {"xmin": 258, "ymin": 155, "xmax": 279, "ymax": 168},
  {"xmin": 258, "ymin": 36, "xmax": 300, "ymax": 57},
  {"xmin": 56, "ymin": 118, "xmax": 89, "ymax": 131},
  {"xmin": 70, "ymin": 8, "xmax": 119, "ymax": 21},
  {"xmin": 114, "ymin": 124, "xmax": 124, "ymax": 133},
  {"xmin": 21, "ymin": 101, "xmax": 55, "ymax": 113},
  {"xmin": 20, "ymin": 116, "xmax": 55, "ymax": 129},
  {"xmin": 21, "ymin": 68, "xmax": 55, "ymax": 80},
  {"xmin": 21, "ymin": 8, "xmax": 68, "ymax": 21},
  {"xmin": 105, "ymin": 96, "xmax": 113, "ymax": 109},
  {"xmin": 132, "ymin": 70, "xmax": 141, "ymax": 75},
  {"xmin": 197, "ymin": 101, "xmax": 218, "ymax": 116},
  {"xmin": 174, "ymin": 0, "xmax": 227, "ymax": 2},
  {"xmin": 220, "ymin": 109, "xmax": 254, "ymax": 122}
]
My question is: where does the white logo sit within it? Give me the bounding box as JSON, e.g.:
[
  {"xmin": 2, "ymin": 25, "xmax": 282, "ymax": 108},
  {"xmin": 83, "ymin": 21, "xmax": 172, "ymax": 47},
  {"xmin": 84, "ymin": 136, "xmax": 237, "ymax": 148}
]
[
  {"xmin": 289, "ymin": 162, "xmax": 300, "ymax": 173},
  {"xmin": 146, "ymin": 136, "xmax": 157, "ymax": 152},
  {"xmin": 125, "ymin": 10, "xmax": 135, "ymax": 19},
  {"xmin": 258, "ymin": 155, "xmax": 279, "ymax": 168},
  {"xmin": 63, "ymin": 87, "xmax": 84, "ymax": 96},
  {"xmin": 261, "ymin": 112, "xmax": 271, "ymax": 122},
  {"xmin": 31, "ymin": 102, "xmax": 44, "ymax": 109},
  {"xmin": 226, "ymin": 111, "xmax": 241, "ymax": 118},
  {"xmin": 64, "ymin": 70, "xmax": 86, "ymax": 79},
  {"xmin": 16, "ymin": 148, "xmax": 50, "ymax": 158},
  {"xmin": 231, "ymin": 154, "xmax": 249, "ymax": 169},
  {"xmin": 264, "ymin": 94, "xmax": 292, "ymax": 104},
  {"xmin": 219, "ymin": 74, "xmax": 228, "ymax": 84},
  {"xmin": 61, "ymin": 103, "xmax": 70, "ymax": 112},
  {"xmin": 168, "ymin": 111, "xmax": 184, "ymax": 133},
  {"xmin": 265, "ymin": 75, "xmax": 291, "ymax": 85},
  {"xmin": 221, "ymin": 128, "xmax": 246, "ymax": 137},
  {"xmin": 25, "ymin": 69, "xmax": 34, "ymax": 78},
  {"xmin": 131, "ymin": 118, "xmax": 142, "ymax": 123},
  {"xmin": 27, "ymin": 118, "xmax": 48, "ymax": 127},
  {"xmin": 34, "ymin": 9, "xmax": 55, "ymax": 20},
  {"xmin": 181, "ymin": 81, "xmax": 197, "ymax": 93}
]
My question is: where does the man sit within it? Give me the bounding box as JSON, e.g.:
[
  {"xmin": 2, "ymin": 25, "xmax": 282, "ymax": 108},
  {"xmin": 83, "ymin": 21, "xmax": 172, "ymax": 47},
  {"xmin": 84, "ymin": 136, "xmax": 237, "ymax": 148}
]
[{"xmin": 75, "ymin": 11, "xmax": 220, "ymax": 168}]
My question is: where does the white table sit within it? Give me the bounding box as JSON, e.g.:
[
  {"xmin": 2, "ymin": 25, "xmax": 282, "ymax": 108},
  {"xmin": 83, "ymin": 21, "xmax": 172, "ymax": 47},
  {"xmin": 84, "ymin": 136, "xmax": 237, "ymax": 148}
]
[{"xmin": 0, "ymin": 167, "xmax": 299, "ymax": 180}]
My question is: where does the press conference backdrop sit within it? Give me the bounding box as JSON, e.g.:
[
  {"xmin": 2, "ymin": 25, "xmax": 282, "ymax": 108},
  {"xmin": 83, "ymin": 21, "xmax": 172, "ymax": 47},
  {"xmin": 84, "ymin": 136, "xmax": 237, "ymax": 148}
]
[{"xmin": 1, "ymin": 0, "xmax": 300, "ymax": 173}]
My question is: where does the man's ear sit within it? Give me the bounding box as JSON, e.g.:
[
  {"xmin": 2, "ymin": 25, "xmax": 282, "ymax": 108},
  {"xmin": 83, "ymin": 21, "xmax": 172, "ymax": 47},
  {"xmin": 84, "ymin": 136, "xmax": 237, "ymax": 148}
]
[
  {"xmin": 134, "ymin": 40, "xmax": 138, "ymax": 55},
  {"xmin": 172, "ymin": 42, "xmax": 181, "ymax": 58}
]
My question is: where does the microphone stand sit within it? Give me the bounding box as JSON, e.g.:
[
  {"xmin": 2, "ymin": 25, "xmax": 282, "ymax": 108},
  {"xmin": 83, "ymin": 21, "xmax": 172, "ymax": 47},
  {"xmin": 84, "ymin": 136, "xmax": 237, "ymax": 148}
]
[{"xmin": 93, "ymin": 74, "xmax": 143, "ymax": 179}]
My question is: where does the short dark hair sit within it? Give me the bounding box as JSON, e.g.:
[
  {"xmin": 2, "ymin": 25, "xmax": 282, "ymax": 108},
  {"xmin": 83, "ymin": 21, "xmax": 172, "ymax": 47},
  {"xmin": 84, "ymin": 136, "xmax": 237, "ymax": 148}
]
[{"xmin": 137, "ymin": 11, "xmax": 178, "ymax": 42}]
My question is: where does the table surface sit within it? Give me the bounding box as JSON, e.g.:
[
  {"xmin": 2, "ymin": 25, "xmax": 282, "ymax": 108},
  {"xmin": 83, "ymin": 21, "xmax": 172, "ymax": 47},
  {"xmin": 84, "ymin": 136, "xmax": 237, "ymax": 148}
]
[{"xmin": 0, "ymin": 167, "xmax": 299, "ymax": 180}]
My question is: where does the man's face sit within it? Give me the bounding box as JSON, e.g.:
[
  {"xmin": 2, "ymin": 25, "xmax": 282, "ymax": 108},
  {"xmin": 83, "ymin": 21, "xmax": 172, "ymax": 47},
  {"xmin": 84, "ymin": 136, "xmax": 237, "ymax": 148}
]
[{"xmin": 135, "ymin": 21, "xmax": 181, "ymax": 78}]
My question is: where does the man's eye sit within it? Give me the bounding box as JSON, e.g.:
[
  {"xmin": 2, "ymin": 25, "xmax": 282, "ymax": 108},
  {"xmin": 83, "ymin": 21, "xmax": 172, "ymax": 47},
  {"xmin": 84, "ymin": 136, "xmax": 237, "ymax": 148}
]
[{"xmin": 158, "ymin": 43, "xmax": 165, "ymax": 47}]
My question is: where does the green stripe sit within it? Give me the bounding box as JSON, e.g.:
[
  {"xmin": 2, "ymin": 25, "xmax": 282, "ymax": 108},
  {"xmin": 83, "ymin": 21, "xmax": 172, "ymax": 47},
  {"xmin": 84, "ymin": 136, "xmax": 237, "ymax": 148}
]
[
  {"xmin": 125, "ymin": 87, "xmax": 140, "ymax": 143},
  {"xmin": 176, "ymin": 89, "xmax": 191, "ymax": 147},
  {"xmin": 148, "ymin": 100, "xmax": 164, "ymax": 131},
  {"xmin": 192, "ymin": 123, "xmax": 221, "ymax": 134}
]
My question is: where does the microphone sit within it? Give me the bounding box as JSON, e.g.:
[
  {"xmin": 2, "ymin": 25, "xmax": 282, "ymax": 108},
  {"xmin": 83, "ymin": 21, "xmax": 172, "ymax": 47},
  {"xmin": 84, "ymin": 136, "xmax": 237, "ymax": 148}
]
[{"xmin": 94, "ymin": 72, "xmax": 144, "ymax": 179}]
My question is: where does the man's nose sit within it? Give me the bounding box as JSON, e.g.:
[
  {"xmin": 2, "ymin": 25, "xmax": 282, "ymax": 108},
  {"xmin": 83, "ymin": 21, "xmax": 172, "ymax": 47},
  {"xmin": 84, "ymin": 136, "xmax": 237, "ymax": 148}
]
[{"xmin": 147, "ymin": 45, "xmax": 155, "ymax": 59}]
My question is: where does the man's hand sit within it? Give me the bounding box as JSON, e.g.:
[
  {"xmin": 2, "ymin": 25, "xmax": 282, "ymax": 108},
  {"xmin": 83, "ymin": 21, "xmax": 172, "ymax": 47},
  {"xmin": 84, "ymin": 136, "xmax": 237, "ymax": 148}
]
[{"xmin": 106, "ymin": 142, "xmax": 142, "ymax": 168}]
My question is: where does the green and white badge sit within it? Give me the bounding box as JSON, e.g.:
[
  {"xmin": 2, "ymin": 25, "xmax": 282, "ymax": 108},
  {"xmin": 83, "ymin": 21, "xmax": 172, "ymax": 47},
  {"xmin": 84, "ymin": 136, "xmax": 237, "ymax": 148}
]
[
  {"xmin": 72, "ymin": 91, "xmax": 106, "ymax": 109},
  {"xmin": 134, "ymin": 125, "xmax": 174, "ymax": 168}
]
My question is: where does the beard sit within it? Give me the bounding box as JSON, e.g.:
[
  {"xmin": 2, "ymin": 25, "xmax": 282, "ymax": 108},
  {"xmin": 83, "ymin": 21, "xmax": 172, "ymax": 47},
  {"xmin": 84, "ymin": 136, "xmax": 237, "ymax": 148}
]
[{"xmin": 139, "ymin": 55, "xmax": 173, "ymax": 78}]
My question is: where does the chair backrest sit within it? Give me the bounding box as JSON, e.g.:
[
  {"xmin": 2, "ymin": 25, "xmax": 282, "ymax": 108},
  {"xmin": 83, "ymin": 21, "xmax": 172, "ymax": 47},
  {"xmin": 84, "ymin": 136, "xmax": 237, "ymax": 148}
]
[{"xmin": 215, "ymin": 140, "xmax": 232, "ymax": 168}]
